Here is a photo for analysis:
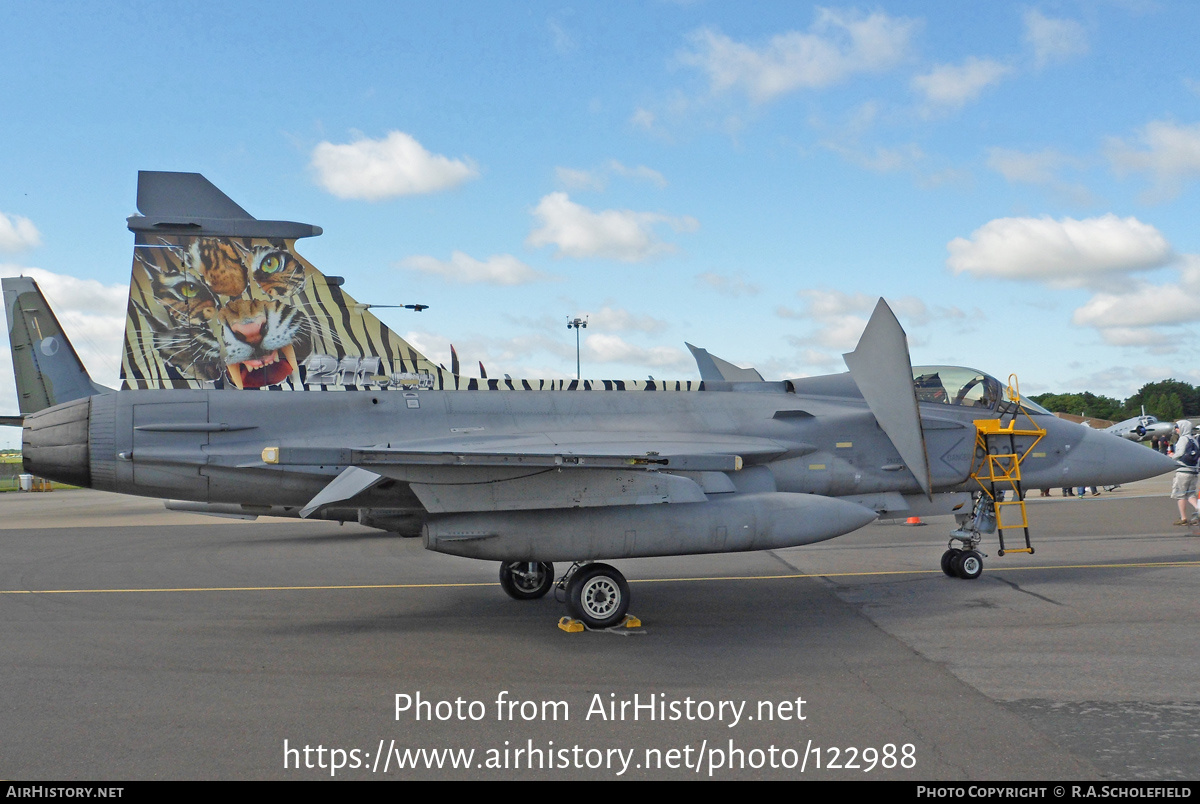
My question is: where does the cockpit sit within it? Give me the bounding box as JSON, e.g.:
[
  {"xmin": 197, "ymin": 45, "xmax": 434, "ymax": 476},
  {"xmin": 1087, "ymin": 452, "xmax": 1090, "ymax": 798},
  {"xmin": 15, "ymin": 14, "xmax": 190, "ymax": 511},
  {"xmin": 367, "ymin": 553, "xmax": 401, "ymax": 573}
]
[{"xmin": 911, "ymin": 366, "xmax": 1051, "ymax": 414}]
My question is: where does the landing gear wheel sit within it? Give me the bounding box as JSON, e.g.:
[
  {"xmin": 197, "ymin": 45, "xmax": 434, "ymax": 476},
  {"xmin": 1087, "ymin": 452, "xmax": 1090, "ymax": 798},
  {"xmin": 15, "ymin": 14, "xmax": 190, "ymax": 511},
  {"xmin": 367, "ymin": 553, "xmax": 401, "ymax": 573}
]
[
  {"xmin": 498, "ymin": 561, "xmax": 555, "ymax": 600},
  {"xmin": 941, "ymin": 549, "xmax": 962, "ymax": 577},
  {"xmin": 953, "ymin": 550, "xmax": 984, "ymax": 580},
  {"xmin": 565, "ymin": 563, "xmax": 630, "ymax": 629}
]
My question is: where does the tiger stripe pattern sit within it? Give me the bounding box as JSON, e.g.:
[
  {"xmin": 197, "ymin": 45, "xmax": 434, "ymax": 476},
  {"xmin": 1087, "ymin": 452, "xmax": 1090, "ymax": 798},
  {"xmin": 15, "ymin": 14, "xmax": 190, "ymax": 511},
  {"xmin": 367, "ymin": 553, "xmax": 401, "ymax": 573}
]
[{"xmin": 120, "ymin": 234, "xmax": 701, "ymax": 394}]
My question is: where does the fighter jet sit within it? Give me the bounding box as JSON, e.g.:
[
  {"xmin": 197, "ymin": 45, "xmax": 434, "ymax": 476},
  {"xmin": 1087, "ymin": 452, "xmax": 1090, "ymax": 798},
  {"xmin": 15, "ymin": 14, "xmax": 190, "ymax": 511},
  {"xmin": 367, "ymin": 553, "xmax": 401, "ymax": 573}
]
[
  {"xmin": 1104, "ymin": 408, "xmax": 1176, "ymax": 442},
  {"xmin": 5, "ymin": 171, "xmax": 1177, "ymax": 628}
]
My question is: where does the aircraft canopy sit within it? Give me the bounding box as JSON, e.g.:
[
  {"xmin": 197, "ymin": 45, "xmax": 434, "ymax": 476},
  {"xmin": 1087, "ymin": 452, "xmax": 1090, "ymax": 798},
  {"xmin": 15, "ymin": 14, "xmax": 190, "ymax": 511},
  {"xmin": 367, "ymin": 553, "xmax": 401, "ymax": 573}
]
[{"xmin": 911, "ymin": 366, "xmax": 1050, "ymax": 414}]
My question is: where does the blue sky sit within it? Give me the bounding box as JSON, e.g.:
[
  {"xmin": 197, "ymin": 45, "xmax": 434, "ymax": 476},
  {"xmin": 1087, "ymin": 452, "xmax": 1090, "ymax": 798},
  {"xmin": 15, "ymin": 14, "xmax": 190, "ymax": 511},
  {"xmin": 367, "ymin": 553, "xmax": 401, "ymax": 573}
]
[{"xmin": 3, "ymin": 1, "xmax": 1200, "ymax": 446}]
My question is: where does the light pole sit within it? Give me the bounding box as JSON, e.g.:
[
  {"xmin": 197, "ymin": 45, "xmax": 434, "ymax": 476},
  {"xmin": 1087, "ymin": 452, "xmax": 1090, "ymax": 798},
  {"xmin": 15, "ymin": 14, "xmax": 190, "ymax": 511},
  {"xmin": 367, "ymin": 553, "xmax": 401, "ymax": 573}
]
[{"xmin": 567, "ymin": 316, "xmax": 587, "ymax": 380}]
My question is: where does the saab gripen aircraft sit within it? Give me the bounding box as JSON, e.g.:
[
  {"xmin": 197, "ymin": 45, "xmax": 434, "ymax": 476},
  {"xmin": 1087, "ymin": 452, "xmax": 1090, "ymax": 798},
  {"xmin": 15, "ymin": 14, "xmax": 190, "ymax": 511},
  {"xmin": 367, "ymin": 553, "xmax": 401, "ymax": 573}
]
[{"xmin": 4, "ymin": 172, "xmax": 1176, "ymax": 628}]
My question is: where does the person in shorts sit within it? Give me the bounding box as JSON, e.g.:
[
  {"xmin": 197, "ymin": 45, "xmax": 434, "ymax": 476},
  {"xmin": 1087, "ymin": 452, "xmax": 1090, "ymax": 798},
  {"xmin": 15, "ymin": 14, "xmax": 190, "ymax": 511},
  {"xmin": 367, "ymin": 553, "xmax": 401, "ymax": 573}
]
[{"xmin": 1169, "ymin": 420, "xmax": 1199, "ymax": 525}]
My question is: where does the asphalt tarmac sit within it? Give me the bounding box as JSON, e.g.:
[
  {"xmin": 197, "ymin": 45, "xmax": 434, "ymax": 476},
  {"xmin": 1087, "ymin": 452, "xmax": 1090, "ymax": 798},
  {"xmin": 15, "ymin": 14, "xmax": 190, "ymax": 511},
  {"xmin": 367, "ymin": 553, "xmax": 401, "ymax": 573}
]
[{"xmin": 1, "ymin": 476, "xmax": 1196, "ymax": 781}]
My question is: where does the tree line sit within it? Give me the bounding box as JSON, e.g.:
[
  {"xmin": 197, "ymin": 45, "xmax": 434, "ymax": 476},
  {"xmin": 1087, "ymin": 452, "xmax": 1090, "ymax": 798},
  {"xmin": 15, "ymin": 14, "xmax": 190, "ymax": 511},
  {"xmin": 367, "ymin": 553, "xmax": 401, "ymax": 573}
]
[{"xmin": 1029, "ymin": 379, "xmax": 1198, "ymax": 423}]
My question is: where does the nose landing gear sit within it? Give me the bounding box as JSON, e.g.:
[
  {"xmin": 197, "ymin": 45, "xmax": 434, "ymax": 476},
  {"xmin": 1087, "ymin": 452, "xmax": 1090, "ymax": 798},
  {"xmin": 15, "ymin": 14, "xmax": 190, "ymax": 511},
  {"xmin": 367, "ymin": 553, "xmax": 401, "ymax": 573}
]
[
  {"xmin": 941, "ymin": 547, "xmax": 984, "ymax": 580},
  {"xmin": 945, "ymin": 391, "xmax": 1046, "ymax": 580}
]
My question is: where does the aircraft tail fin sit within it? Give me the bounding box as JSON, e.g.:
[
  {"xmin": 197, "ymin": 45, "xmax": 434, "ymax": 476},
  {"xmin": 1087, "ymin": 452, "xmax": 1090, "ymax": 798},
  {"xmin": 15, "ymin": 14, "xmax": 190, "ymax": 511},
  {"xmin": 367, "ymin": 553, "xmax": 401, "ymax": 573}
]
[
  {"xmin": 3, "ymin": 276, "xmax": 112, "ymax": 421},
  {"xmin": 121, "ymin": 171, "xmax": 450, "ymax": 391}
]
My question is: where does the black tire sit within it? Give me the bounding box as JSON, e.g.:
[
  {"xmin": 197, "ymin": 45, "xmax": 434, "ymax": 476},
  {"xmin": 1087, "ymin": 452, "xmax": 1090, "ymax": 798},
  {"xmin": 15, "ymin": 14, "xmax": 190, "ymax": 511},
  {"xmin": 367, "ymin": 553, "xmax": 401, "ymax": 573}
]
[
  {"xmin": 940, "ymin": 549, "xmax": 962, "ymax": 577},
  {"xmin": 498, "ymin": 561, "xmax": 554, "ymax": 600},
  {"xmin": 565, "ymin": 563, "xmax": 630, "ymax": 629},
  {"xmin": 954, "ymin": 550, "xmax": 984, "ymax": 580}
]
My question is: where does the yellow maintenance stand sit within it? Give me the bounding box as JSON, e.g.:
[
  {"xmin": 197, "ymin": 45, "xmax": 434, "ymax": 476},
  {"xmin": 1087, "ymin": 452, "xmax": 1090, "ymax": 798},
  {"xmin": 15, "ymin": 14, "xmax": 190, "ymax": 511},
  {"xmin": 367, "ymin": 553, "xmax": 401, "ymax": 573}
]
[{"xmin": 943, "ymin": 376, "xmax": 1047, "ymax": 579}]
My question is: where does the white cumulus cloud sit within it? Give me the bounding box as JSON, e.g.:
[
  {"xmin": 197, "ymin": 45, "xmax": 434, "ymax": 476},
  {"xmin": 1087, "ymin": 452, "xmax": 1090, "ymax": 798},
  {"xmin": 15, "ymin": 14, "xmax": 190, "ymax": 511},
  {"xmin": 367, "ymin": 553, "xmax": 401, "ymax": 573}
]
[
  {"xmin": 630, "ymin": 108, "xmax": 658, "ymax": 131},
  {"xmin": 527, "ymin": 192, "xmax": 698, "ymax": 261},
  {"xmin": 584, "ymin": 333, "xmax": 688, "ymax": 368},
  {"xmin": 584, "ymin": 305, "xmax": 668, "ymax": 333},
  {"xmin": 555, "ymin": 160, "xmax": 667, "ymax": 192},
  {"xmin": 1071, "ymin": 257, "xmax": 1200, "ymax": 331},
  {"xmin": 912, "ymin": 57, "xmax": 1012, "ymax": 108},
  {"xmin": 697, "ymin": 271, "xmax": 760, "ymax": 297},
  {"xmin": 679, "ymin": 10, "xmax": 916, "ymax": 103},
  {"xmin": 311, "ymin": 131, "xmax": 479, "ymax": 200},
  {"xmin": 1071, "ymin": 289, "xmax": 1194, "ymax": 330},
  {"xmin": 0, "ymin": 213, "xmax": 41, "ymax": 253},
  {"xmin": 0, "ymin": 266, "xmax": 127, "ymax": 389},
  {"xmin": 555, "ymin": 167, "xmax": 606, "ymax": 192},
  {"xmin": 987, "ymin": 147, "xmax": 1073, "ymax": 185},
  {"xmin": 402, "ymin": 329, "xmax": 573, "ymax": 380},
  {"xmin": 783, "ymin": 290, "xmax": 878, "ymax": 351},
  {"xmin": 986, "ymin": 147, "xmax": 1095, "ymax": 204},
  {"xmin": 609, "ymin": 160, "xmax": 667, "ymax": 188},
  {"xmin": 1023, "ymin": 10, "xmax": 1089, "ymax": 68},
  {"xmin": 547, "ymin": 19, "xmax": 576, "ymax": 55},
  {"xmin": 946, "ymin": 214, "xmax": 1173, "ymax": 286},
  {"xmin": 1106, "ymin": 120, "xmax": 1200, "ymax": 203},
  {"xmin": 1096, "ymin": 326, "xmax": 1173, "ymax": 348},
  {"xmin": 400, "ymin": 251, "xmax": 553, "ymax": 286},
  {"xmin": 822, "ymin": 141, "xmax": 925, "ymax": 173},
  {"xmin": 781, "ymin": 289, "xmax": 963, "ymax": 361},
  {"xmin": 0, "ymin": 265, "xmax": 126, "ymax": 319},
  {"xmin": 404, "ymin": 326, "xmax": 689, "ymax": 377}
]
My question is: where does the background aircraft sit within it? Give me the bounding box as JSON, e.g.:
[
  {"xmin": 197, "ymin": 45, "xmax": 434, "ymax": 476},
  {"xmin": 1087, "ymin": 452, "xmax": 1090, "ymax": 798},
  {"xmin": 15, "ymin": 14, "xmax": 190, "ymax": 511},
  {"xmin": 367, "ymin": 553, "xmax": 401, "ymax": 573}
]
[
  {"xmin": 6, "ymin": 172, "xmax": 1176, "ymax": 628},
  {"xmin": 1104, "ymin": 408, "xmax": 1176, "ymax": 442}
]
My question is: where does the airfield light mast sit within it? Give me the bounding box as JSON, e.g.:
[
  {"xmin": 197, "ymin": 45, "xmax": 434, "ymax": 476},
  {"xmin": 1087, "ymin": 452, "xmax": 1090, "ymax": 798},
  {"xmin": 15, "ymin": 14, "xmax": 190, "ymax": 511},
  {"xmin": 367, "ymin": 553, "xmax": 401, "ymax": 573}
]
[{"xmin": 567, "ymin": 316, "xmax": 587, "ymax": 380}]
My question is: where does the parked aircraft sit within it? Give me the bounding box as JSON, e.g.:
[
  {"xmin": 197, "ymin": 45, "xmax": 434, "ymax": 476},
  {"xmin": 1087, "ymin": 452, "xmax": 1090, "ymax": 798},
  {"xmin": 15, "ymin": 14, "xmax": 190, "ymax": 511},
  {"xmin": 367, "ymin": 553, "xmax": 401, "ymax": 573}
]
[
  {"xmin": 1104, "ymin": 408, "xmax": 1176, "ymax": 442},
  {"xmin": 4, "ymin": 172, "xmax": 1176, "ymax": 627}
]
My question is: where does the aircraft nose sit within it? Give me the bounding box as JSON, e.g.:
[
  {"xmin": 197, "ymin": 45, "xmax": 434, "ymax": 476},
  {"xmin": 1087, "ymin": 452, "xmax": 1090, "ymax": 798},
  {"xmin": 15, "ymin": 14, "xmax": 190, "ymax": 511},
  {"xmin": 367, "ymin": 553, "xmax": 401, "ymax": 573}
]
[{"xmin": 1070, "ymin": 425, "xmax": 1178, "ymax": 486}]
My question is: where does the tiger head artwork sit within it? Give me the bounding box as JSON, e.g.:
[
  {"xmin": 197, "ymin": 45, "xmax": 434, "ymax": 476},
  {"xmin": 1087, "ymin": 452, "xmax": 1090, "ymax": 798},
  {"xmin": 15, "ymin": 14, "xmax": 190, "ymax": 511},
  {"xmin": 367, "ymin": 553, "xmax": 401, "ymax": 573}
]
[
  {"xmin": 217, "ymin": 298, "xmax": 305, "ymax": 389},
  {"xmin": 126, "ymin": 235, "xmax": 313, "ymax": 389}
]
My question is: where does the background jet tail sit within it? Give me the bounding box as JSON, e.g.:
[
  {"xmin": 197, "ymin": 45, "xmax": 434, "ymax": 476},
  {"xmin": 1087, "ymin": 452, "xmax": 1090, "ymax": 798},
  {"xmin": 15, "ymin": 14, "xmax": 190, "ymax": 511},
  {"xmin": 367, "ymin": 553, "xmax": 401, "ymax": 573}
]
[
  {"xmin": 3, "ymin": 276, "xmax": 113, "ymax": 420},
  {"xmin": 121, "ymin": 171, "xmax": 449, "ymax": 391},
  {"xmin": 686, "ymin": 343, "xmax": 764, "ymax": 383}
]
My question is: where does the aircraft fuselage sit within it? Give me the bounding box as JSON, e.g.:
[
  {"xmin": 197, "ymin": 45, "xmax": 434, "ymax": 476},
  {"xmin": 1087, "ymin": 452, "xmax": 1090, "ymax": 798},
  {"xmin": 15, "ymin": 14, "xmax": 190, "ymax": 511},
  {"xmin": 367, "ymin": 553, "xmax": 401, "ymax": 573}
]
[{"xmin": 23, "ymin": 377, "xmax": 1172, "ymax": 562}]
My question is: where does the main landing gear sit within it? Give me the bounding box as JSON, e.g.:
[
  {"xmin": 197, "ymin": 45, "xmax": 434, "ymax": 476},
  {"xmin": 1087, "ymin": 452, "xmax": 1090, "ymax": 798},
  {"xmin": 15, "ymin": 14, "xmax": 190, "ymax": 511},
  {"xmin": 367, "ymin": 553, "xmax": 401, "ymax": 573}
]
[
  {"xmin": 564, "ymin": 563, "xmax": 630, "ymax": 629},
  {"xmin": 497, "ymin": 560, "xmax": 632, "ymax": 629},
  {"xmin": 498, "ymin": 561, "xmax": 555, "ymax": 599}
]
